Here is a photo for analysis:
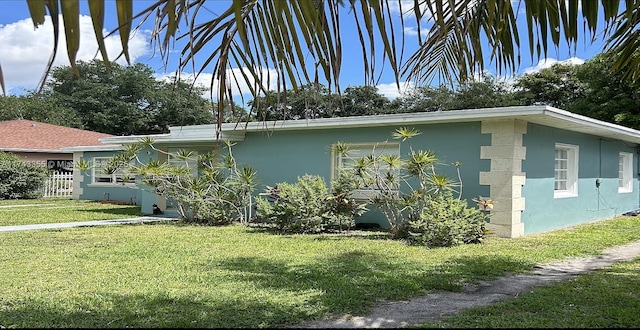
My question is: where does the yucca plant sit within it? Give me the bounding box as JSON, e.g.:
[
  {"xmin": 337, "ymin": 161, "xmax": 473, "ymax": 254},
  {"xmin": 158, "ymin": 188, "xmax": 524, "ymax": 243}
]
[{"xmin": 336, "ymin": 128, "xmax": 485, "ymax": 244}]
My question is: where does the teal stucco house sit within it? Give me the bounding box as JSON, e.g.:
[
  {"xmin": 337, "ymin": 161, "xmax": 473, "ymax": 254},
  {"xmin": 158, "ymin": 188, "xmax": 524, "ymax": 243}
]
[{"xmin": 63, "ymin": 105, "xmax": 640, "ymax": 238}]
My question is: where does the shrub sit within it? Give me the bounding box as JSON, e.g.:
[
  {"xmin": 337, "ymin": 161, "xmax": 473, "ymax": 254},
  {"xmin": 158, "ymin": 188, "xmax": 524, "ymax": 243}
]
[
  {"xmin": 256, "ymin": 175, "xmax": 330, "ymax": 233},
  {"xmin": 397, "ymin": 191, "xmax": 489, "ymax": 247},
  {"xmin": 90, "ymin": 139, "xmax": 257, "ymax": 225},
  {"xmin": 333, "ymin": 127, "xmax": 491, "ymax": 247},
  {"xmin": 0, "ymin": 151, "xmax": 50, "ymax": 199}
]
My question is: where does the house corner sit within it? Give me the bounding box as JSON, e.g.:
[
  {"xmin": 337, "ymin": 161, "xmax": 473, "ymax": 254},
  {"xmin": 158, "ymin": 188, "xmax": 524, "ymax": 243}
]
[{"xmin": 480, "ymin": 119, "xmax": 527, "ymax": 238}]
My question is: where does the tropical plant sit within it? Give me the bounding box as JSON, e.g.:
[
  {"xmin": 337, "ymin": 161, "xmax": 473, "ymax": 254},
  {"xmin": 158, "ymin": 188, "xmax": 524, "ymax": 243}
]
[
  {"xmin": 7, "ymin": 1, "xmax": 639, "ymax": 125},
  {"xmin": 80, "ymin": 139, "xmax": 258, "ymax": 225},
  {"xmin": 332, "ymin": 127, "xmax": 488, "ymax": 245}
]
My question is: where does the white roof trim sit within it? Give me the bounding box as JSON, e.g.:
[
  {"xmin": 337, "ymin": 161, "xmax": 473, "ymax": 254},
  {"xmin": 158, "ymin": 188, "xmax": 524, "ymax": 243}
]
[
  {"xmin": 61, "ymin": 145, "xmax": 125, "ymax": 152},
  {"xmin": 94, "ymin": 105, "xmax": 640, "ymax": 146}
]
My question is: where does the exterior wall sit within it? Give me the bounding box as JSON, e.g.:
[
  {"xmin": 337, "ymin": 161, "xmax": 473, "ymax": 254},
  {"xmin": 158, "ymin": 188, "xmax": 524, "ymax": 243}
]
[
  {"xmin": 480, "ymin": 119, "xmax": 527, "ymax": 237},
  {"xmin": 230, "ymin": 122, "xmax": 491, "ymax": 227},
  {"xmin": 521, "ymin": 123, "xmax": 639, "ymax": 235},
  {"xmin": 73, "ymin": 150, "xmax": 145, "ymax": 204}
]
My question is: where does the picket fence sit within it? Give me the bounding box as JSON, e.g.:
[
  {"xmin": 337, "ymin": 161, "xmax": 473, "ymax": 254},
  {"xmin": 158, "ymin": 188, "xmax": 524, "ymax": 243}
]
[{"xmin": 42, "ymin": 171, "xmax": 73, "ymax": 198}]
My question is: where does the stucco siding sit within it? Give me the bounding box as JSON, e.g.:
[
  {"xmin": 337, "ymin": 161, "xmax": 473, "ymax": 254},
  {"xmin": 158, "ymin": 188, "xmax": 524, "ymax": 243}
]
[
  {"xmin": 230, "ymin": 122, "xmax": 491, "ymax": 226},
  {"xmin": 522, "ymin": 123, "xmax": 639, "ymax": 234},
  {"xmin": 75, "ymin": 150, "xmax": 146, "ymax": 204}
]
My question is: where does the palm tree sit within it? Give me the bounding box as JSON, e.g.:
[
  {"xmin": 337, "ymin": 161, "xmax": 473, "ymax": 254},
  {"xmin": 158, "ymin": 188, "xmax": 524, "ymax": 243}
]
[{"xmin": 6, "ymin": 0, "xmax": 640, "ymax": 128}]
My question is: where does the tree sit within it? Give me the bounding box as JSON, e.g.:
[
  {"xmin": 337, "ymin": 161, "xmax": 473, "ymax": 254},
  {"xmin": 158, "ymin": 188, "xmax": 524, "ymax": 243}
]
[
  {"xmin": 451, "ymin": 74, "xmax": 521, "ymax": 110},
  {"xmin": 8, "ymin": 0, "xmax": 639, "ymax": 129},
  {"xmin": 6, "ymin": 0, "xmax": 640, "ymax": 111},
  {"xmin": 44, "ymin": 60, "xmax": 213, "ymax": 135},
  {"xmin": 339, "ymin": 86, "xmax": 391, "ymax": 117},
  {"xmin": 391, "ymin": 74, "xmax": 520, "ymax": 113},
  {"xmin": 0, "ymin": 93, "xmax": 81, "ymax": 127},
  {"xmin": 390, "ymin": 85, "xmax": 456, "ymax": 113},
  {"xmin": 513, "ymin": 64, "xmax": 586, "ymax": 109},
  {"xmin": 512, "ymin": 52, "xmax": 640, "ymax": 129},
  {"xmin": 570, "ymin": 53, "xmax": 640, "ymax": 129}
]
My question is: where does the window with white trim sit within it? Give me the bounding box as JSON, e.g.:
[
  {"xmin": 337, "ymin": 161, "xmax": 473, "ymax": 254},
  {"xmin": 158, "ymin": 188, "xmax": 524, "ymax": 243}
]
[
  {"xmin": 619, "ymin": 152, "xmax": 633, "ymax": 193},
  {"xmin": 91, "ymin": 157, "xmax": 135, "ymax": 185},
  {"xmin": 554, "ymin": 143, "xmax": 579, "ymax": 198},
  {"xmin": 332, "ymin": 142, "xmax": 400, "ymax": 199}
]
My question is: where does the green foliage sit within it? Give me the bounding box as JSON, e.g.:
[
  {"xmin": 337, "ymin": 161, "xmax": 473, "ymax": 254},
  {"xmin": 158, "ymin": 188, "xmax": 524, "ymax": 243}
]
[
  {"xmin": 256, "ymin": 174, "xmax": 366, "ymax": 234},
  {"xmin": 256, "ymin": 175, "xmax": 331, "ymax": 233},
  {"xmin": 102, "ymin": 141, "xmax": 257, "ymax": 225},
  {"xmin": 327, "ymin": 169, "xmax": 369, "ymax": 231},
  {"xmin": 398, "ymin": 191, "xmax": 489, "ymax": 248},
  {"xmin": 43, "ymin": 59, "xmax": 214, "ymax": 135},
  {"xmin": 336, "ymin": 128, "xmax": 488, "ymax": 246},
  {"xmin": 0, "ymin": 151, "xmax": 50, "ymax": 199}
]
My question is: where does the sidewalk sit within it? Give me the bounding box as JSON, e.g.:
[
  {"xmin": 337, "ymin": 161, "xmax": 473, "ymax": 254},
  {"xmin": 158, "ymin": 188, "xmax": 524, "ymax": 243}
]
[
  {"xmin": 0, "ymin": 216, "xmax": 178, "ymax": 232},
  {"xmin": 292, "ymin": 240, "xmax": 640, "ymax": 328}
]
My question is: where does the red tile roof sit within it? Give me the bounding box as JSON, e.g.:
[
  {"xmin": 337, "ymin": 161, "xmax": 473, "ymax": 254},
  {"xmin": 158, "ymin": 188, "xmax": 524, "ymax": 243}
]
[{"xmin": 0, "ymin": 119, "xmax": 113, "ymax": 151}]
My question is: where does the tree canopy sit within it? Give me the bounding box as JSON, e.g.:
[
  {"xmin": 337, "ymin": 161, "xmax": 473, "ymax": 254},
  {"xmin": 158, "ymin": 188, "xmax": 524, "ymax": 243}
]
[
  {"xmin": 3, "ymin": 0, "xmax": 639, "ymax": 130},
  {"xmin": 1, "ymin": 60, "xmax": 215, "ymax": 135}
]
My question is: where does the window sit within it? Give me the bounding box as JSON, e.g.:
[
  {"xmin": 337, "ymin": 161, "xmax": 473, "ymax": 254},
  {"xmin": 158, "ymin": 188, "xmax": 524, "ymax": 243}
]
[
  {"xmin": 168, "ymin": 151, "xmax": 199, "ymax": 177},
  {"xmin": 554, "ymin": 143, "xmax": 579, "ymax": 198},
  {"xmin": 332, "ymin": 142, "xmax": 400, "ymax": 199},
  {"xmin": 619, "ymin": 152, "xmax": 633, "ymax": 193},
  {"xmin": 92, "ymin": 157, "xmax": 135, "ymax": 185}
]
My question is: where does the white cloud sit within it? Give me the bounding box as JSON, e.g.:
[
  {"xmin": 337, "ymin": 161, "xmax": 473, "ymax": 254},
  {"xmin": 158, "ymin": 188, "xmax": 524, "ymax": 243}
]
[
  {"xmin": 523, "ymin": 57, "xmax": 585, "ymax": 74},
  {"xmin": 376, "ymin": 81, "xmax": 415, "ymax": 99},
  {"xmin": 156, "ymin": 67, "xmax": 279, "ymax": 101},
  {"xmin": 0, "ymin": 15, "xmax": 150, "ymax": 94}
]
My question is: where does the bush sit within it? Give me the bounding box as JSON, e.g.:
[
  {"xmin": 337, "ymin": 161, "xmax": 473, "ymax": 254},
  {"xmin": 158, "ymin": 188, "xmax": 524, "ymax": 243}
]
[
  {"xmin": 0, "ymin": 151, "xmax": 50, "ymax": 199},
  {"xmin": 256, "ymin": 175, "xmax": 332, "ymax": 234},
  {"xmin": 398, "ymin": 192, "xmax": 489, "ymax": 247}
]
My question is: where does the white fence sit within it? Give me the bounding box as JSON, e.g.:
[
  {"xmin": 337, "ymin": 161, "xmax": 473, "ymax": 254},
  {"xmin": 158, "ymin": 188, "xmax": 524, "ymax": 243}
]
[{"xmin": 42, "ymin": 171, "xmax": 73, "ymax": 198}]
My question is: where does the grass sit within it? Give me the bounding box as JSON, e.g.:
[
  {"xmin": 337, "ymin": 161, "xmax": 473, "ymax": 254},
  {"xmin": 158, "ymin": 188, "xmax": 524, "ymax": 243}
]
[
  {"xmin": 1, "ymin": 199, "xmax": 640, "ymax": 328},
  {"xmin": 0, "ymin": 199, "xmax": 143, "ymax": 226},
  {"xmin": 421, "ymin": 258, "xmax": 640, "ymax": 328}
]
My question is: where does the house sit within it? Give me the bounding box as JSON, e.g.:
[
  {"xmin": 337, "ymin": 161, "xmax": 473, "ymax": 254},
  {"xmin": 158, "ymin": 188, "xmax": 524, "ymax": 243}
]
[
  {"xmin": 0, "ymin": 119, "xmax": 114, "ymax": 173},
  {"xmin": 63, "ymin": 105, "xmax": 640, "ymax": 238}
]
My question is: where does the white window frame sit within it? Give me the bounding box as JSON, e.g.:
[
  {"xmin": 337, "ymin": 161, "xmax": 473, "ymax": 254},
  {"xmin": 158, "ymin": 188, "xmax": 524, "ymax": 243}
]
[
  {"xmin": 91, "ymin": 157, "xmax": 135, "ymax": 186},
  {"xmin": 331, "ymin": 142, "xmax": 400, "ymax": 200},
  {"xmin": 619, "ymin": 152, "xmax": 633, "ymax": 193},
  {"xmin": 554, "ymin": 143, "xmax": 579, "ymax": 198}
]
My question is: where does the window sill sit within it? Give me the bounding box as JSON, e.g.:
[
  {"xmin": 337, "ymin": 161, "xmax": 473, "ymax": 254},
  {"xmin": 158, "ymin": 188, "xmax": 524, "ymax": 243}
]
[
  {"xmin": 554, "ymin": 191, "xmax": 577, "ymax": 199},
  {"xmin": 618, "ymin": 188, "xmax": 633, "ymax": 194}
]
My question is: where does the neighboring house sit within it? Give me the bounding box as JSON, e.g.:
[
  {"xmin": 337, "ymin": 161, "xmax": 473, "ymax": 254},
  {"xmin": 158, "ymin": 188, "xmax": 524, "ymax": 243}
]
[
  {"xmin": 0, "ymin": 119, "xmax": 114, "ymax": 172},
  {"xmin": 63, "ymin": 105, "xmax": 640, "ymax": 238}
]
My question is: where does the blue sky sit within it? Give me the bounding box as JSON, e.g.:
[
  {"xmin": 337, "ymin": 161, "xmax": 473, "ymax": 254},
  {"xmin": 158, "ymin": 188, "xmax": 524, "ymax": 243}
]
[{"xmin": 0, "ymin": 0, "xmax": 607, "ymax": 104}]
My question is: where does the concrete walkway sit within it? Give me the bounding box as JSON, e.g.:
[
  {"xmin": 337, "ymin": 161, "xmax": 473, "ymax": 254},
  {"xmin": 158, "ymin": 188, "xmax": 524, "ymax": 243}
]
[
  {"xmin": 292, "ymin": 240, "xmax": 640, "ymax": 328},
  {"xmin": 0, "ymin": 216, "xmax": 178, "ymax": 232}
]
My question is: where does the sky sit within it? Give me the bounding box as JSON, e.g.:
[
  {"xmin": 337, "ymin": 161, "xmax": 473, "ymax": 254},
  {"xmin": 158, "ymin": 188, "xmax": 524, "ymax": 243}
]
[{"xmin": 0, "ymin": 0, "xmax": 607, "ymax": 105}]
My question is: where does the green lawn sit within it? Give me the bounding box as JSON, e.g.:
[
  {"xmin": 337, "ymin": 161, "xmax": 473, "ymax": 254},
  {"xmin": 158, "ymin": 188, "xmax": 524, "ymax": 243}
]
[
  {"xmin": 0, "ymin": 199, "xmax": 143, "ymax": 226},
  {"xmin": 421, "ymin": 258, "xmax": 640, "ymax": 328},
  {"xmin": 1, "ymin": 199, "xmax": 640, "ymax": 328}
]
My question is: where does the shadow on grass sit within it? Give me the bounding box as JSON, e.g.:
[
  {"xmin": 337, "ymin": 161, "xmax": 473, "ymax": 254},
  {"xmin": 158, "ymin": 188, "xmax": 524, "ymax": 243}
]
[
  {"xmin": 75, "ymin": 206, "xmax": 144, "ymax": 217},
  {"xmin": 0, "ymin": 253, "xmax": 537, "ymax": 328},
  {"xmin": 243, "ymin": 224, "xmax": 393, "ymax": 241},
  {"xmin": 0, "ymin": 292, "xmax": 312, "ymax": 328},
  {"xmin": 204, "ymin": 252, "xmax": 536, "ymax": 323}
]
